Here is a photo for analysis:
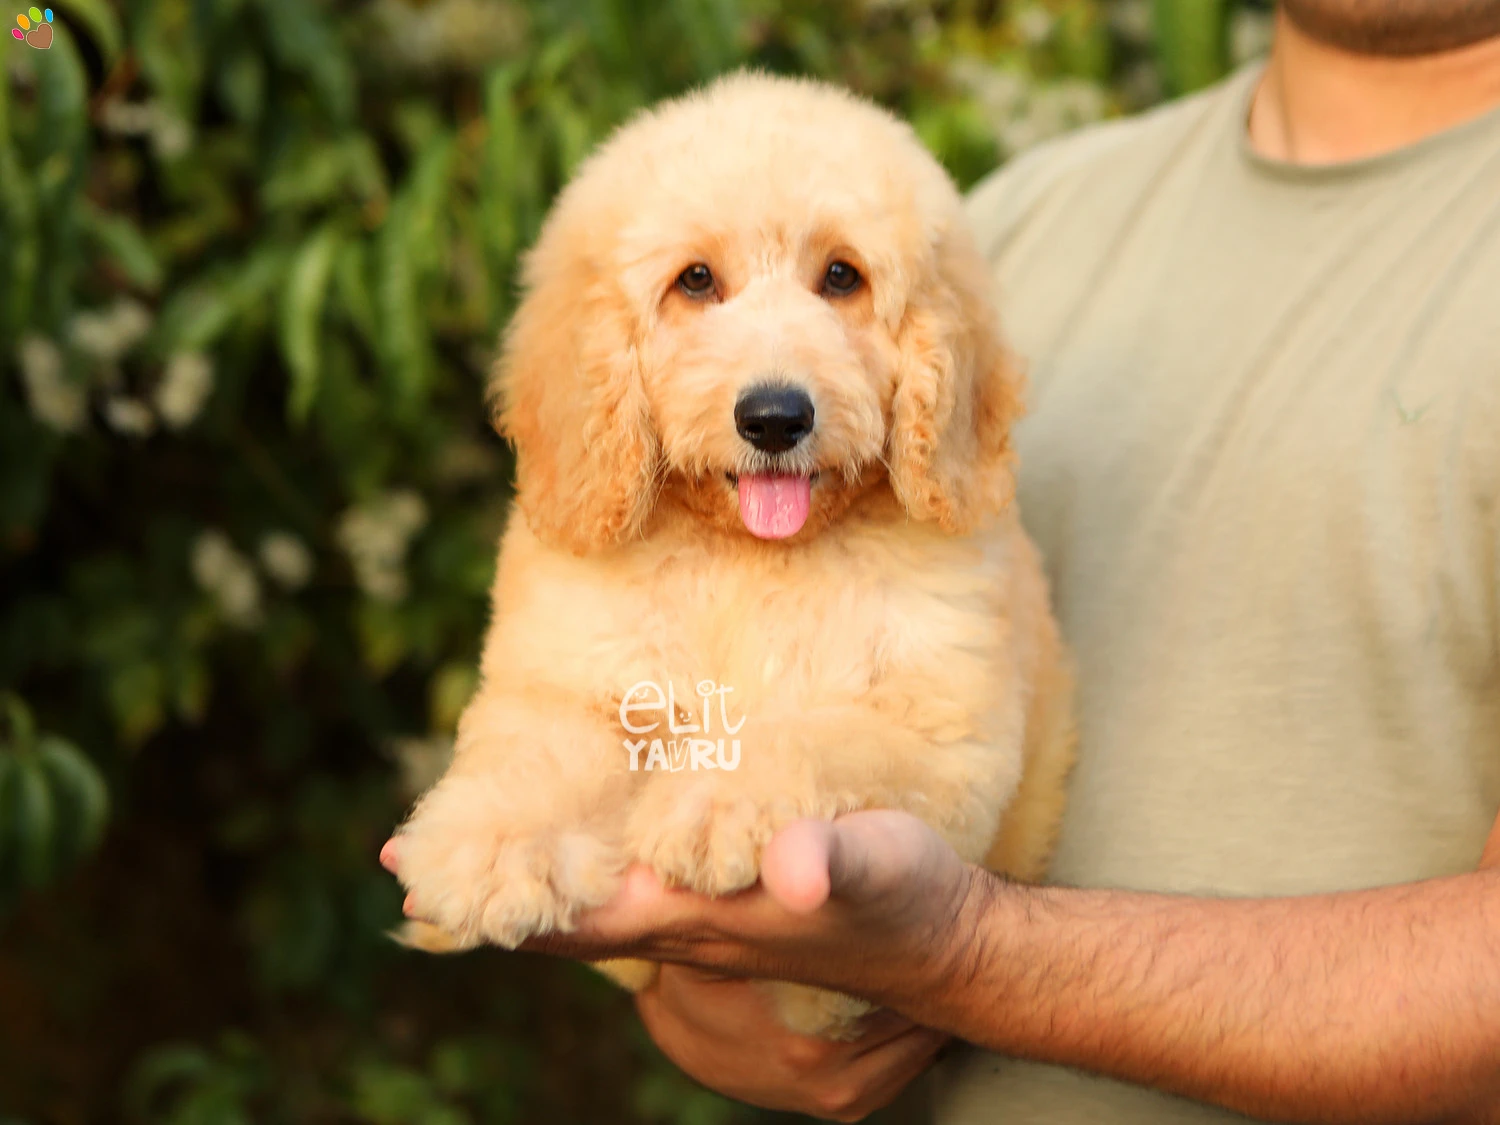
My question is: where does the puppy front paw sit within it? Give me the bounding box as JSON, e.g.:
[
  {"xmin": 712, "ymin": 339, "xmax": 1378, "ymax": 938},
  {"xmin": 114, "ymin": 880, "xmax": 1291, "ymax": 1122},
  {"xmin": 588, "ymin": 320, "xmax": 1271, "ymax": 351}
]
[
  {"xmin": 392, "ymin": 782, "xmax": 623, "ymax": 949},
  {"xmin": 625, "ymin": 783, "xmax": 804, "ymax": 895}
]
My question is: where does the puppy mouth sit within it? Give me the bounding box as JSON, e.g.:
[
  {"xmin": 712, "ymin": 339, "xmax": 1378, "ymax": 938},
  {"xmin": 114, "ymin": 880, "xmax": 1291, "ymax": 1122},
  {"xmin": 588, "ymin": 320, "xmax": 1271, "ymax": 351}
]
[{"xmin": 723, "ymin": 471, "xmax": 818, "ymax": 539}]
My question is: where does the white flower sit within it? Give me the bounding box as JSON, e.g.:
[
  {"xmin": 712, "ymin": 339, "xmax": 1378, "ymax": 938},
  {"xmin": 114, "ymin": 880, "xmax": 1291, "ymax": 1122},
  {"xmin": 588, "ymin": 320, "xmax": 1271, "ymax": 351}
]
[
  {"xmin": 999, "ymin": 79, "xmax": 1108, "ymax": 155},
  {"xmin": 17, "ymin": 336, "xmax": 86, "ymax": 433},
  {"xmin": 368, "ymin": 0, "xmax": 523, "ymax": 73},
  {"xmin": 258, "ymin": 531, "xmax": 314, "ymax": 590},
  {"xmin": 71, "ymin": 299, "xmax": 153, "ymax": 364},
  {"xmin": 154, "ymin": 352, "xmax": 215, "ymax": 429},
  {"xmin": 191, "ymin": 530, "xmax": 263, "ymax": 628},
  {"xmin": 102, "ymin": 395, "xmax": 156, "ymax": 438},
  {"xmin": 336, "ymin": 489, "xmax": 428, "ymax": 604},
  {"xmin": 1014, "ymin": 5, "xmax": 1054, "ymax": 45},
  {"xmin": 99, "ymin": 99, "xmax": 158, "ymax": 136},
  {"xmin": 951, "ymin": 61, "xmax": 1030, "ymax": 122},
  {"xmin": 152, "ymin": 113, "xmax": 192, "ymax": 159},
  {"xmin": 1109, "ymin": 0, "xmax": 1154, "ymax": 44},
  {"xmin": 1048, "ymin": 79, "xmax": 1109, "ymax": 124},
  {"xmin": 953, "ymin": 57, "xmax": 1110, "ymax": 158},
  {"xmin": 191, "ymin": 530, "xmax": 234, "ymax": 587},
  {"xmin": 100, "ymin": 99, "xmax": 193, "ymax": 156}
]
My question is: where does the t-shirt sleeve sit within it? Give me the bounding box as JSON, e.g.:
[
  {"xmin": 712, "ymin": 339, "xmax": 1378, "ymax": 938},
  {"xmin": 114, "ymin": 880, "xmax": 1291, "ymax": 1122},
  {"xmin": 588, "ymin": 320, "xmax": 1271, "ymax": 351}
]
[
  {"xmin": 962, "ymin": 148, "xmax": 1060, "ymax": 270},
  {"xmin": 961, "ymin": 115, "xmax": 1153, "ymax": 271}
]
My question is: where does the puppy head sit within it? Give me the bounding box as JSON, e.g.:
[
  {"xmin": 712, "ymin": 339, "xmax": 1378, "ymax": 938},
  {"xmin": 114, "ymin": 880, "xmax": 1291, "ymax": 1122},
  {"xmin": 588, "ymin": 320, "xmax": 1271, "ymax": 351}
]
[{"xmin": 497, "ymin": 72, "xmax": 1023, "ymax": 555}]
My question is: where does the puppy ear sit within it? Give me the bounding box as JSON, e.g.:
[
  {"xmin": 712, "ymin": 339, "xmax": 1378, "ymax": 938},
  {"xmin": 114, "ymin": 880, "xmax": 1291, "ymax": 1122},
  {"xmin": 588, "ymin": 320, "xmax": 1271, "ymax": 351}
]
[
  {"xmin": 887, "ymin": 237, "xmax": 1025, "ymax": 535},
  {"xmin": 493, "ymin": 252, "xmax": 659, "ymax": 555}
]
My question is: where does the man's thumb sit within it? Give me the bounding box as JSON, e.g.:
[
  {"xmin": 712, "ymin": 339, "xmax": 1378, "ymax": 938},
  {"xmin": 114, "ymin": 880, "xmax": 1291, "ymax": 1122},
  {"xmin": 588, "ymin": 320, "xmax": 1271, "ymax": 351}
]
[
  {"xmin": 760, "ymin": 819, "xmax": 837, "ymax": 914},
  {"xmin": 762, "ymin": 813, "xmax": 907, "ymax": 914}
]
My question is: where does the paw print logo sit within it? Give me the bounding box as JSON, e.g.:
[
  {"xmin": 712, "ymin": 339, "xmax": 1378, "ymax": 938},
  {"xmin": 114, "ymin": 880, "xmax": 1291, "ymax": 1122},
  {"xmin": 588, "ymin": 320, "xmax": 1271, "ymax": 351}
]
[{"xmin": 11, "ymin": 7, "xmax": 53, "ymax": 49}]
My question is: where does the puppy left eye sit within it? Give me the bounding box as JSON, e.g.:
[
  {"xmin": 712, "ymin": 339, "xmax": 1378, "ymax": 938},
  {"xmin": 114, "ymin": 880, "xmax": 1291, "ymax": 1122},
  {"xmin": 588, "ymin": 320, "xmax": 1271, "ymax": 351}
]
[
  {"xmin": 822, "ymin": 261, "xmax": 862, "ymax": 297},
  {"xmin": 677, "ymin": 263, "xmax": 717, "ymax": 299}
]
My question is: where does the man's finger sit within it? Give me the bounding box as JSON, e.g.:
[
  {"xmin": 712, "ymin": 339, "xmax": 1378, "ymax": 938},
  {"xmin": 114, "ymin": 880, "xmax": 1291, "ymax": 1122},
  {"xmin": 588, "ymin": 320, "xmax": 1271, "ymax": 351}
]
[
  {"xmin": 849, "ymin": 1008, "xmax": 929, "ymax": 1055},
  {"xmin": 761, "ymin": 819, "xmax": 837, "ymax": 914},
  {"xmin": 520, "ymin": 865, "xmax": 731, "ymax": 959},
  {"xmin": 763, "ymin": 812, "xmax": 910, "ymax": 911},
  {"xmin": 839, "ymin": 1026, "xmax": 951, "ymax": 1115}
]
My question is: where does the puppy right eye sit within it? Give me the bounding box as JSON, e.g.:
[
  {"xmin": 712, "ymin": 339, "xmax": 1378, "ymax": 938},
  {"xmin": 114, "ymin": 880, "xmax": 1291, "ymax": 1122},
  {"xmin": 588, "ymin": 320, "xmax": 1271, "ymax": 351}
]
[{"xmin": 677, "ymin": 264, "xmax": 716, "ymax": 299}]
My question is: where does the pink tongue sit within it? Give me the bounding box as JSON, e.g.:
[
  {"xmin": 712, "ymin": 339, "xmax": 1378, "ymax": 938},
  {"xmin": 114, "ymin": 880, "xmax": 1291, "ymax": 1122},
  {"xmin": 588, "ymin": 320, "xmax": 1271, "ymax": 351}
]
[{"xmin": 737, "ymin": 474, "xmax": 812, "ymax": 539}]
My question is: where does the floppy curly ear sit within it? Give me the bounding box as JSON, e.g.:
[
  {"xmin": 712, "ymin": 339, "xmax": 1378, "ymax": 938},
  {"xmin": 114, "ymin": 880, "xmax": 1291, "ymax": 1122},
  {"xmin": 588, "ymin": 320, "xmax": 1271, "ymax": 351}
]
[
  {"xmin": 887, "ymin": 236, "xmax": 1025, "ymax": 535},
  {"xmin": 493, "ymin": 254, "xmax": 659, "ymax": 556}
]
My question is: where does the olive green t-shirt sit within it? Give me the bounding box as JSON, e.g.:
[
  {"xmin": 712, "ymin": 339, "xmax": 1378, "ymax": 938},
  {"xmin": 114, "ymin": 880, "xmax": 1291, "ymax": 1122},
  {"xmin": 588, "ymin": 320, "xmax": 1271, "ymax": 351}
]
[{"xmin": 938, "ymin": 64, "xmax": 1500, "ymax": 1122}]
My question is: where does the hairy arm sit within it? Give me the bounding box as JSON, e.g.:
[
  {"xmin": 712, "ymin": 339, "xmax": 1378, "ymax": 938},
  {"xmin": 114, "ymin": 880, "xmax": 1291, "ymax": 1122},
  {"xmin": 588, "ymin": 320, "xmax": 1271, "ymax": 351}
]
[
  {"xmin": 507, "ymin": 810, "xmax": 1500, "ymax": 1123},
  {"xmin": 930, "ymin": 857, "xmax": 1500, "ymax": 1121}
]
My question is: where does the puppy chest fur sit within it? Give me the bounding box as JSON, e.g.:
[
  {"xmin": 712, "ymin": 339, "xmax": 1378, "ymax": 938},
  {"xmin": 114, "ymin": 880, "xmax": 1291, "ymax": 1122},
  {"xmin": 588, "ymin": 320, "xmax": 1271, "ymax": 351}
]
[{"xmin": 483, "ymin": 514, "xmax": 1033, "ymax": 868}]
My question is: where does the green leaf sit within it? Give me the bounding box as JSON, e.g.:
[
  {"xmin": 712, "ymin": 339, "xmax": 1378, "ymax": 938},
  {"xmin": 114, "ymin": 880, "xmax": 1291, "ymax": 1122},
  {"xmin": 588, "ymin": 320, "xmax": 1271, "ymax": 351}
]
[
  {"xmin": 480, "ymin": 64, "xmax": 527, "ymax": 298},
  {"xmin": 0, "ymin": 693, "xmax": 36, "ymax": 751},
  {"xmin": 106, "ymin": 660, "xmax": 166, "ymax": 746},
  {"xmin": 160, "ymin": 244, "xmax": 292, "ymax": 352},
  {"xmin": 29, "ymin": 23, "xmax": 89, "ymax": 329},
  {"xmin": 0, "ymin": 755, "xmax": 19, "ymax": 904},
  {"xmin": 428, "ymin": 661, "xmax": 477, "ymax": 734},
  {"xmin": 12, "ymin": 755, "xmax": 56, "ymax": 889},
  {"xmin": 280, "ymin": 224, "xmax": 343, "ymax": 425},
  {"xmin": 262, "ymin": 135, "xmax": 387, "ymax": 215},
  {"xmin": 79, "ymin": 200, "xmax": 164, "ymax": 292},
  {"xmin": 259, "ymin": 0, "xmax": 356, "ymax": 124},
  {"xmin": 539, "ymin": 88, "xmax": 594, "ymax": 181},
  {"xmin": 1153, "ymin": 0, "xmax": 1230, "ymax": 96},
  {"xmin": 0, "ymin": 74, "xmax": 38, "ymax": 340},
  {"xmin": 332, "ymin": 238, "xmax": 377, "ymax": 349},
  {"xmin": 217, "ymin": 48, "xmax": 266, "ymax": 127},
  {"xmin": 1056, "ymin": 0, "xmax": 1112, "ymax": 83},
  {"xmin": 37, "ymin": 734, "xmax": 109, "ymax": 865},
  {"xmin": 131, "ymin": 0, "xmax": 205, "ymax": 136},
  {"xmin": 55, "ymin": 0, "xmax": 124, "ymax": 66},
  {"xmin": 376, "ymin": 133, "xmax": 454, "ymax": 411},
  {"xmin": 355, "ymin": 601, "xmax": 409, "ymax": 678},
  {"xmin": 32, "ymin": 23, "xmax": 89, "ymax": 172}
]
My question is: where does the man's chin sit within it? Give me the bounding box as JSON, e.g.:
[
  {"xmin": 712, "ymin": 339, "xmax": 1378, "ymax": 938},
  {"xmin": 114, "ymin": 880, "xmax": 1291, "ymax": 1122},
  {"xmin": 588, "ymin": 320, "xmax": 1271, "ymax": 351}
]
[{"xmin": 1280, "ymin": 0, "xmax": 1500, "ymax": 57}]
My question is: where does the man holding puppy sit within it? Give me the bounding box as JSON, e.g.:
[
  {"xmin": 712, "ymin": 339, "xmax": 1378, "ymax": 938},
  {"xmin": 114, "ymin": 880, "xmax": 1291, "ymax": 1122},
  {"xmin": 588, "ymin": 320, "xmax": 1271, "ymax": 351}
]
[{"xmin": 515, "ymin": 1, "xmax": 1500, "ymax": 1120}]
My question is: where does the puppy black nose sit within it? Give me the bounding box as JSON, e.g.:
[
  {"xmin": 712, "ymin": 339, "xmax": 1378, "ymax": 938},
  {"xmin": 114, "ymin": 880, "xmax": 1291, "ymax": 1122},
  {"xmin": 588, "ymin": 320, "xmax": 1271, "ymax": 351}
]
[{"xmin": 734, "ymin": 385, "xmax": 815, "ymax": 454}]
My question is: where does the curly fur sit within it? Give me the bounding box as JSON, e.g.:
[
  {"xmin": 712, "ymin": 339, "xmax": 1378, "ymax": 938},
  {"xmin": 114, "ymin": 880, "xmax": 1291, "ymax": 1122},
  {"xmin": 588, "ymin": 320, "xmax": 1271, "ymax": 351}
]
[{"xmin": 390, "ymin": 71, "xmax": 1075, "ymax": 1039}]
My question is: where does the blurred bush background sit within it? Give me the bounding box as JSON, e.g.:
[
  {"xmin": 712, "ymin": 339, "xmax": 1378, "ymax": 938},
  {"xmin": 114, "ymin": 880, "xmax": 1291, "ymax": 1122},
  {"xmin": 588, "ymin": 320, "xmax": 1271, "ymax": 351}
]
[{"xmin": 0, "ymin": 0, "xmax": 1269, "ymax": 1121}]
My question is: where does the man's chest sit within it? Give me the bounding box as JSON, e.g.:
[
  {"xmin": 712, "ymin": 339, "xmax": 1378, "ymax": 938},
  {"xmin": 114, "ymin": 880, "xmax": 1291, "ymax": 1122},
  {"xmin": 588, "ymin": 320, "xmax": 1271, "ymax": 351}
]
[{"xmin": 1008, "ymin": 213, "xmax": 1500, "ymax": 665}]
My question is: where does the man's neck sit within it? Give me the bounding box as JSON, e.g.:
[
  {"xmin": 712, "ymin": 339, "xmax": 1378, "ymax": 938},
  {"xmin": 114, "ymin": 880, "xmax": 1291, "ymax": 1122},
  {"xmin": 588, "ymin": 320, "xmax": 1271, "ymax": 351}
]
[{"xmin": 1248, "ymin": 10, "xmax": 1500, "ymax": 164}]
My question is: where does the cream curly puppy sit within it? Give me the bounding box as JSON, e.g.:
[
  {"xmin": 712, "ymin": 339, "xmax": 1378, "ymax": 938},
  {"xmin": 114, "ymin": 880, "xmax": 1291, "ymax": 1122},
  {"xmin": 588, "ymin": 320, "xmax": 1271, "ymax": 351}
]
[{"xmin": 385, "ymin": 72, "xmax": 1075, "ymax": 1039}]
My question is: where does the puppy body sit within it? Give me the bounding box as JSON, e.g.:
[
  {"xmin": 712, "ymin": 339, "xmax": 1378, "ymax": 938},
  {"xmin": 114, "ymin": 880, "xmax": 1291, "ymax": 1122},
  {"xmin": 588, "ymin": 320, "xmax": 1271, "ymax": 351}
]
[{"xmin": 392, "ymin": 73, "xmax": 1074, "ymax": 1038}]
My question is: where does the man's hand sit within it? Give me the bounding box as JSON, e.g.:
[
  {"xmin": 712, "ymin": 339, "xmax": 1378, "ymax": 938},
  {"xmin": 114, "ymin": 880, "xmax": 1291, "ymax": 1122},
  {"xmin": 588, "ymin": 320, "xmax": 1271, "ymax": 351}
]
[
  {"xmin": 388, "ymin": 805, "xmax": 1500, "ymax": 1122},
  {"xmin": 634, "ymin": 965, "xmax": 948, "ymax": 1122},
  {"xmin": 505, "ymin": 810, "xmax": 980, "ymax": 1012},
  {"xmin": 563, "ymin": 812, "xmax": 967, "ymax": 1122},
  {"xmin": 385, "ymin": 810, "xmax": 970, "ymax": 1119}
]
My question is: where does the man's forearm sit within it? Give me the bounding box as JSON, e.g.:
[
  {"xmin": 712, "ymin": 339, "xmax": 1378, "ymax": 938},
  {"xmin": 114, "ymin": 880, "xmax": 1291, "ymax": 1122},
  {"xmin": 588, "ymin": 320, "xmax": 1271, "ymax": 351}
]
[
  {"xmin": 909, "ymin": 868, "xmax": 1500, "ymax": 1122},
  {"xmin": 500, "ymin": 812, "xmax": 1500, "ymax": 1120}
]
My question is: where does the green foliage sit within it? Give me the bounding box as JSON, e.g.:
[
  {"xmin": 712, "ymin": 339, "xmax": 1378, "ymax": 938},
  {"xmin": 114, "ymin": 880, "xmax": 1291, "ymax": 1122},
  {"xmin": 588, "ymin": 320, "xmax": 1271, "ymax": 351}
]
[
  {"xmin": 0, "ymin": 693, "xmax": 109, "ymax": 904},
  {"xmin": 0, "ymin": 0, "xmax": 1264, "ymax": 1121},
  {"xmin": 1153, "ymin": 0, "xmax": 1231, "ymax": 94},
  {"xmin": 125, "ymin": 1035, "xmax": 269, "ymax": 1125}
]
